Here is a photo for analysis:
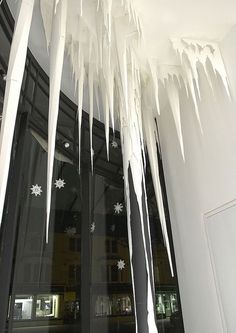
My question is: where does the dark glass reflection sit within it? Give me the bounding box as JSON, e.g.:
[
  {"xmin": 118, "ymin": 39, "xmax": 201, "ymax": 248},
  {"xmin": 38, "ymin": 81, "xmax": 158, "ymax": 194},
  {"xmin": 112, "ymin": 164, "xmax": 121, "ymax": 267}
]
[
  {"xmin": 7, "ymin": 132, "xmax": 82, "ymax": 332},
  {"xmin": 90, "ymin": 172, "xmax": 135, "ymax": 333},
  {"xmin": 5, "ymin": 130, "xmax": 183, "ymax": 333}
]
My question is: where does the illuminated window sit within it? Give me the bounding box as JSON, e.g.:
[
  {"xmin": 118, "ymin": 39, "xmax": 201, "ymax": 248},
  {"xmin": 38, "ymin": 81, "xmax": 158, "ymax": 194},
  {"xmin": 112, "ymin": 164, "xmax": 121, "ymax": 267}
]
[
  {"xmin": 13, "ymin": 295, "xmax": 33, "ymax": 320},
  {"xmin": 36, "ymin": 294, "xmax": 60, "ymax": 318}
]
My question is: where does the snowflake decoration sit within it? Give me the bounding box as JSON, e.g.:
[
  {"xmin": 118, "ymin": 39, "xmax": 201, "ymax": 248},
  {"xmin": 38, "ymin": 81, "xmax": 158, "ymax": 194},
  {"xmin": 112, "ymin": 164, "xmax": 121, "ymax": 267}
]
[
  {"xmin": 30, "ymin": 184, "xmax": 42, "ymax": 197},
  {"xmin": 110, "ymin": 224, "xmax": 116, "ymax": 232},
  {"xmin": 54, "ymin": 178, "xmax": 66, "ymax": 189},
  {"xmin": 65, "ymin": 226, "xmax": 76, "ymax": 237},
  {"xmin": 90, "ymin": 222, "xmax": 96, "ymax": 233},
  {"xmin": 114, "ymin": 202, "xmax": 123, "ymax": 214},
  {"xmin": 111, "ymin": 140, "xmax": 118, "ymax": 149},
  {"xmin": 117, "ymin": 259, "xmax": 125, "ymax": 270}
]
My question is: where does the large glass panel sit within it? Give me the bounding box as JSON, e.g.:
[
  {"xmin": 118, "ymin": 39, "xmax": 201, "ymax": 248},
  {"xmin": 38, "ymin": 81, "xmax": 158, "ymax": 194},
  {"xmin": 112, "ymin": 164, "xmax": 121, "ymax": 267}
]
[
  {"xmin": 6, "ymin": 130, "xmax": 82, "ymax": 332},
  {"xmin": 90, "ymin": 170, "xmax": 135, "ymax": 333},
  {"xmin": 147, "ymin": 164, "xmax": 184, "ymax": 333},
  {"xmin": 0, "ymin": 3, "xmax": 184, "ymax": 333}
]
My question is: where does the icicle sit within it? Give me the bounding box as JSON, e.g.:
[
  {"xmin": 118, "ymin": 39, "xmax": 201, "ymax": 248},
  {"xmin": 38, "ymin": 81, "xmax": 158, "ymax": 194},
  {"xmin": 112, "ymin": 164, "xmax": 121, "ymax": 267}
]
[
  {"xmin": 80, "ymin": 0, "xmax": 83, "ymax": 16},
  {"xmin": 114, "ymin": 25, "xmax": 128, "ymax": 116},
  {"xmin": 142, "ymin": 87, "xmax": 174, "ymax": 275},
  {"xmin": 172, "ymin": 38, "xmax": 231, "ymax": 100},
  {"xmin": 119, "ymin": 124, "xmax": 138, "ymax": 333},
  {"xmin": 54, "ymin": 0, "xmax": 60, "ymax": 13},
  {"xmin": 149, "ymin": 60, "xmax": 160, "ymax": 115},
  {"xmin": 185, "ymin": 65, "xmax": 203, "ymax": 133},
  {"xmin": 107, "ymin": 67, "xmax": 115, "ymax": 132},
  {"xmin": 97, "ymin": 0, "xmax": 100, "ymax": 11},
  {"xmin": 104, "ymin": 95, "xmax": 110, "ymax": 160},
  {"xmin": 78, "ymin": 53, "xmax": 85, "ymax": 173},
  {"xmin": 0, "ymin": 0, "xmax": 35, "ymax": 228},
  {"xmin": 107, "ymin": 0, "xmax": 112, "ymax": 43},
  {"xmin": 89, "ymin": 61, "xmax": 94, "ymax": 171},
  {"xmin": 119, "ymin": 71, "xmax": 158, "ymax": 333},
  {"xmin": 40, "ymin": 0, "xmax": 54, "ymax": 51},
  {"xmin": 94, "ymin": 82, "xmax": 101, "ymax": 121},
  {"xmin": 46, "ymin": 0, "xmax": 67, "ymax": 243},
  {"xmin": 166, "ymin": 76, "xmax": 185, "ymax": 160}
]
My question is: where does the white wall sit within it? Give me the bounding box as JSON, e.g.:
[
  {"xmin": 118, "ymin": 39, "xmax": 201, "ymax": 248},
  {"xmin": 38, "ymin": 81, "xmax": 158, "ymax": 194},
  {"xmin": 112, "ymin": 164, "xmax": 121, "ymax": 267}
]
[{"xmin": 158, "ymin": 26, "xmax": 236, "ymax": 333}]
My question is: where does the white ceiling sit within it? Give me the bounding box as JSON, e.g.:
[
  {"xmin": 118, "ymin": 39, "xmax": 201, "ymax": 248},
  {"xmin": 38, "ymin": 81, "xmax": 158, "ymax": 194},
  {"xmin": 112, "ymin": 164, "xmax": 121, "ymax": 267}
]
[
  {"xmin": 7, "ymin": 0, "xmax": 236, "ymax": 110},
  {"xmin": 135, "ymin": 0, "xmax": 236, "ymax": 63}
]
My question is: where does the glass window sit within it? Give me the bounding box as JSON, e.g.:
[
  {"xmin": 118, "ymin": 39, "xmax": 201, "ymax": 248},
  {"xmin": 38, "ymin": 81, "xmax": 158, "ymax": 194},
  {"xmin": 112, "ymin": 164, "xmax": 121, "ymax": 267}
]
[
  {"xmin": 0, "ymin": 4, "xmax": 184, "ymax": 332},
  {"xmin": 0, "ymin": 25, "xmax": 11, "ymax": 66},
  {"xmin": 13, "ymin": 296, "xmax": 33, "ymax": 320},
  {"xmin": 36, "ymin": 294, "xmax": 60, "ymax": 318}
]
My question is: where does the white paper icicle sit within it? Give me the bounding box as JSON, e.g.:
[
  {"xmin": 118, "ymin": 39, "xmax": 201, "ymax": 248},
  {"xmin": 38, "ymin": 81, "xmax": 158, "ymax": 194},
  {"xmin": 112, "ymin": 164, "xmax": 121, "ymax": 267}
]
[
  {"xmin": 77, "ymin": 53, "xmax": 85, "ymax": 173},
  {"xmin": 166, "ymin": 77, "xmax": 185, "ymax": 160},
  {"xmin": 119, "ymin": 69, "xmax": 158, "ymax": 333},
  {"xmin": 0, "ymin": 0, "xmax": 35, "ymax": 228},
  {"xmin": 88, "ymin": 60, "xmax": 94, "ymax": 170},
  {"xmin": 142, "ymin": 87, "xmax": 174, "ymax": 275},
  {"xmin": 40, "ymin": 0, "xmax": 53, "ymax": 51},
  {"xmin": 46, "ymin": 0, "xmax": 67, "ymax": 243}
]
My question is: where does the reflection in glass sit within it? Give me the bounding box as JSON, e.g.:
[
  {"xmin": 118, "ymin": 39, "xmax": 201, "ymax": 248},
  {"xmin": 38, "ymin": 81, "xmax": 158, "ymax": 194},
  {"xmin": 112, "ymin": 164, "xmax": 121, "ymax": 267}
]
[
  {"xmin": 4, "ymin": 105, "xmax": 183, "ymax": 333},
  {"xmin": 13, "ymin": 296, "xmax": 33, "ymax": 320},
  {"xmin": 36, "ymin": 295, "xmax": 60, "ymax": 318}
]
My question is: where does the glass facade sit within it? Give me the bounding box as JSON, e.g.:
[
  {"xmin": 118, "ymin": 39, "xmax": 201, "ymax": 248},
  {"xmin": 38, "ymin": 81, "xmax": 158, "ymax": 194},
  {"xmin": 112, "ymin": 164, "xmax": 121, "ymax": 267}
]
[{"xmin": 0, "ymin": 2, "xmax": 184, "ymax": 333}]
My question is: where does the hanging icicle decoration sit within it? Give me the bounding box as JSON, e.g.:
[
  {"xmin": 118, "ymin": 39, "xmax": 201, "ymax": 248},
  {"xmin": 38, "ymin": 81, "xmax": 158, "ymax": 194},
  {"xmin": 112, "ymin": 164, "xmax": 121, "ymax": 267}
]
[
  {"xmin": 46, "ymin": 0, "xmax": 67, "ymax": 243},
  {"xmin": 0, "ymin": 0, "xmax": 35, "ymax": 228},
  {"xmin": 0, "ymin": 0, "xmax": 231, "ymax": 331},
  {"xmin": 172, "ymin": 38, "xmax": 231, "ymax": 98}
]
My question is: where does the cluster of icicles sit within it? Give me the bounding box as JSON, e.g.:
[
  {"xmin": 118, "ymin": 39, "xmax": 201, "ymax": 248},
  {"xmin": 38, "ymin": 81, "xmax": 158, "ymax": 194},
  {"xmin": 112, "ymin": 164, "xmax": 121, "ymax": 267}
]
[{"xmin": 0, "ymin": 0, "xmax": 230, "ymax": 332}]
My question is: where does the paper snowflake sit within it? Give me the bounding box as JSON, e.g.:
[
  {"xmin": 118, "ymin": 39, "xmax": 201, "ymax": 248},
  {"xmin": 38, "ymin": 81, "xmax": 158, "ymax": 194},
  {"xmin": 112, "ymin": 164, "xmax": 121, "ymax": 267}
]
[
  {"xmin": 30, "ymin": 184, "xmax": 42, "ymax": 197},
  {"xmin": 90, "ymin": 222, "xmax": 96, "ymax": 233},
  {"xmin": 65, "ymin": 226, "xmax": 76, "ymax": 237},
  {"xmin": 54, "ymin": 178, "xmax": 66, "ymax": 189},
  {"xmin": 114, "ymin": 202, "xmax": 123, "ymax": 214},
  {"xmin": 111, "ymin": 140, "xmax": 118, "ymax": 149},
  {"xmin": 110, "ymin": 224, "xmax": 116, "ymax": 232},
  {"xmin": 117, "ymin": 259, "xmax": 125, "ymax": 270}
]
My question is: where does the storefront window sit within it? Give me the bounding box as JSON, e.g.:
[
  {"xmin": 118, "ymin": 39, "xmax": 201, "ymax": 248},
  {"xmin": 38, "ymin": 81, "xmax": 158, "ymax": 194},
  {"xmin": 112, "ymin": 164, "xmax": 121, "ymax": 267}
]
[
  {"xmin": 13, "ymin": 296, "xmax": 33, "ymax": 320},
  {"xmin": 0, "ymin": 3, "xmax": 184, "ymax": 333},
  {"xmin": 36, "ymin": 295, "xmax": 60, "ymax": 318},
  {"xmin": 11, "ymin": 294, "xmax": 60, "ymax": 321},
  {"xmin": 95, "ymin": 295, "xmax": 132, "ymax": 317}
]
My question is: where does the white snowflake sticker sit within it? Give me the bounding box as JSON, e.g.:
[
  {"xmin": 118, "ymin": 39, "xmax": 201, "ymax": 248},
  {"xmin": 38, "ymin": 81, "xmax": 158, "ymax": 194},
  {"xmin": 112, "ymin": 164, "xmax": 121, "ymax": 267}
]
[
  {"xmin": 117, "ymin": 259, "xmax": 125, "ymax": 270},
  {"xmin": 114, "ymin": 202, "xmax": 123, "ymax": 214},
  {"xmin": 65, "ymin": 227, "xmax": 76, "ymax": 237},
  {"xmin": 54, "ymin": 178, "xmax": 66, "ymax": 189},
  {"xmin": 30, "ymin": 184, "xmax": 42, "ymax": 197},
  {"xmin": 111, "ymin": 140, "xmax": 118, "ymax": 149},
  {"xmin": 90, "ymin": 222, "xmax": 96, "ymax": 233}
]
